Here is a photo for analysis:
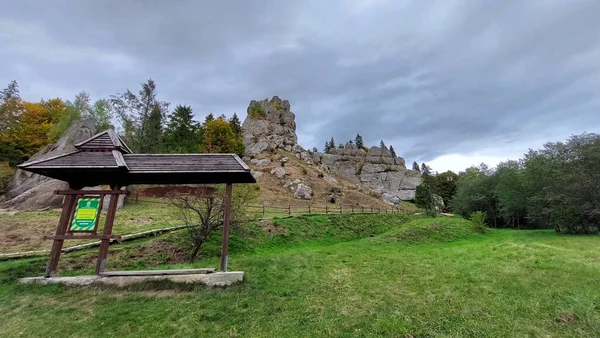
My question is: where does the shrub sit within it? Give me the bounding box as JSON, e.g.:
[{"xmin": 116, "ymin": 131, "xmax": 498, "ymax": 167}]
[
  {"xmin": 329, "ymin": 197, "xmax": 336, "ymax": 204},
  {"xmin": 356, "ymin": 161, "xmax": 364, "ymax": 175},
  {"xmin": 301, "ymin": 167, "xmax": 308, "ymax": 175},
  {"xmin": 318, "ymin": 172, "xmax": 324, "ymax": 178},
  {"xmin": 470, "ymin": 211, "xmax": 487, "ymax": 233},
  {"xmin": 248, "ymin": 102, "xmax": 267, "ymax": 119}
]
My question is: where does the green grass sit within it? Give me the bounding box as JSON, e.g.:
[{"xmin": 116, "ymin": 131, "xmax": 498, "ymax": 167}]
[{"xmin": 1, "ymin": 215, "xmax": 599, "ymax": 337}]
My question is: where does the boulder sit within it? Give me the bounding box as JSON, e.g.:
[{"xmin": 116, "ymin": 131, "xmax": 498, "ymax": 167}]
[
  {"xmin": 250, "ymin": 158, "xmax": 271, "ymax": 166},
  {"xmin": 294, "ymin": 183, "xmax": 312, "ymax": 200},
  {"xmin": 251, "ymin": 170, "xmax": 263, "ymax": 179},
  {"xmin": 270, "ymin": 167, "xmax": 286, "ymax": 179},
  {"xmin": 382, "ymin": 193, "xmax": 401, "ymax": 205},
  {"xmin": 280, "ymin": 157, "xmax": 289, "ymax": 163},
  {"xmin": 323, "ymin": 175, "xmax": 338, "ymax": 185}
]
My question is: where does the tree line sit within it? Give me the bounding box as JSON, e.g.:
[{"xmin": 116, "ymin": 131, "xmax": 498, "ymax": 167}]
[
  {"xmin": 416, "ymin": 133, "xmax": 600, "ymax": 234},
  {"xmin": 0, "ymin": 79, "xmax": 244, "ymax": 191}
]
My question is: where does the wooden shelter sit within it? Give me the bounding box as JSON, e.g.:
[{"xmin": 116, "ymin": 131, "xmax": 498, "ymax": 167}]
[{"xmin": 18, "ymin": 129, "xmax": 255, "ymax": 277}]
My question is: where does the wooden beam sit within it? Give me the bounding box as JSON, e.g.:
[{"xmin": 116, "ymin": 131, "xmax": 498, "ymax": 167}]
[
  {"xmin": 55, "ymin": 190, "xmax": 130, "ymax": 195},
  {"xmin": 45, "ymin": 194, "xmax": 77, "ymax": 277},
  {"xmin": 95, "ymin": 186, "xmax": 121, "ymax": 275},
  {"xmin": 44, "ymin": 235, "xmax": 122, "ymax": 240},
  {"xmin": 220, "ymin": 183, "xmax": 233, "ymax": 272},
  {"xmin": 101, "ymin": 268, "xmax": 215, "ymax": 276}
]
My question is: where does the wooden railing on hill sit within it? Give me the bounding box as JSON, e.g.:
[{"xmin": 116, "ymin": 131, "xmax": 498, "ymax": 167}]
[
  {"xmin": 132, "ymin": 198, "xmax": 408, "ymax": 218},
  {"xmin": 245, "ymin": 203, "xmax": 406, "ymax": 217}
]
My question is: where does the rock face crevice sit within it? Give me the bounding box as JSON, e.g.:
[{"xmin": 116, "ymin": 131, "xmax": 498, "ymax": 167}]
[{"xmin": 242, "ymin": 96, "xmax": 421, "ymax": 203}]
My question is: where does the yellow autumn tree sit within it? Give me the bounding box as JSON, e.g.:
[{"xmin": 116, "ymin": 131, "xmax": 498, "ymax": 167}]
[
  {"xmin": 200, "ymin": 117, "xmax": 244, "ymax": 155},
  {"xmin": 3, "ymin": 99, "xmax": 68, "ymax": 163}
]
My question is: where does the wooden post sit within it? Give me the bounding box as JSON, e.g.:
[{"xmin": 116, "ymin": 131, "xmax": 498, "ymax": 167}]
[
  {"xmin": 326, "ymin": 205, "xmax": 329, "ymax": 214},
  {"xmin": 371, "ymin": 206, "xmax": 373, "ymax": 213},
  {"xmin": 95, "ymin": 187, "xmax": 121, "ymax": 275},
  {"xmin": 308, "ymin": 205, "xmax": 311, "ymax": 214},
  {"xmin": 220, "ymin": 183, "xmax": 233, "ymax": 272},
  {"xmin": 45, "ymin": 194, "xmax": 77, "ymax": 278},
  {"xmin": 288, "ymin": 205, "xmax": 291, "ymax": 216},
  {"xmin": 351, "ymin": 206, "xmax": 354, "ymax": 213},
  {"xmin": 361, "ymin": 206, "xmax": 364, "ymax": 213},
  {"xmin": 262, "ymin": 204, "xmax": 265, "ymax": 217},
  {"xmin": 339, "ymin": 205, "xmax": 342, "ymax": 214}
]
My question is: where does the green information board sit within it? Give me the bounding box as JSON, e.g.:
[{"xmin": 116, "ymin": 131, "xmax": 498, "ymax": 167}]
[{"xmin": 70, "ymin": 197, "xmax": 101, "ymax": 232}]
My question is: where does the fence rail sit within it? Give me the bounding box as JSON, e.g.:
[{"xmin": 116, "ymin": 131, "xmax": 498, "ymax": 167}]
[
  {"xmin": 133, "ymin": 197, "xmax": 407, "ymax": 218},
  {"xmin": 245, "ymin": 203, "xmax": 406, "ymax": 217}
]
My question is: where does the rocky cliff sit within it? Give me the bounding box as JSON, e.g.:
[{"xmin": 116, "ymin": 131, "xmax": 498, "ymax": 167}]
[
  {"xmin": 242, "ymin": 96, "xmax": 421, "ymax": 203},
  {"xmin": 242, "ymin": 96, "xmax": 298, "ymax": 154},
  {"xmin": 313, "ymin": 143, "xmax": 420, "ymax": 202}
]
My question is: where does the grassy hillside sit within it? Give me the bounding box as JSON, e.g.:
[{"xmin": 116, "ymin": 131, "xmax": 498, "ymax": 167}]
[{"xmin": 1, "ymin": 215, "xmax": 599, "ymax": 337}]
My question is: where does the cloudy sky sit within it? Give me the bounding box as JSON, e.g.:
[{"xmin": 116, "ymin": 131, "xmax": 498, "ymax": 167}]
[{"xmin": 1, "ymin": 0, "xmax": 599, "ymax": 172}]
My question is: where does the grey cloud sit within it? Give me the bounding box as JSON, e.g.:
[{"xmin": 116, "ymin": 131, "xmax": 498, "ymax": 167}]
[{"xmin": 1, "ymin": 0, "xmax": 599, "ymax": 165}]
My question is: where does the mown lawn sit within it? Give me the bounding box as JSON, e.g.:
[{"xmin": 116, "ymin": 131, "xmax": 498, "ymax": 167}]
[{"xmin": 0, "ymin": 215, "xmax": 599, "ymax": 337}]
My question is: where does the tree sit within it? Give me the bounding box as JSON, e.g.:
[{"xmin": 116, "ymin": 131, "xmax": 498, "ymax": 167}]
[
  {"xmin": 494, "ymin": 160, "xmax": 527, "ymax": 228},
  {"xmin": 327, "ymin": 137, "xmax": 335, "ymax": 153},
  {"xmin": 0, "ymin": 80, "xmax": 22, "ymax": 134},
  {"xmin": 168, "ymin": 184, "xmax": 259, "ymax": 262},
  {"xmin": 435, "ymin": 171, "xmax": 458, "ymax": 208},
  {"xmin": 451, "ymin": 164, "xmax": 499, "ymax": 227},
  {"xmin": 415, "ymin": 173, "xmax": 438, "ymax": 217},
  {"xmin": 420, "ymin": 163, "xmax": 431, "ymax": 175},
  {"xmin": 48, "ymin": 92, "xmax": 91, "ymax": 142},
  {"xmin": 163, "ymin": 105, "xmax": 199, "ymax": 153},
  {"xmin": 91, "ymin": 99, "xmax": 113, "ymax": 131},
  {"xmin": 110, "ymin": 79, "xmax": 168, "ymax": 153},
  {"xmin": 0, "ymin": 81, "xmax": 23, "ymax": 165},
  {"xmin": 144, "ymin": 104, "xmax": 164, "ymax": 152},
  {"xmin": 324, "ymin": 141, "xmax": 330, "ymax": 153},
  {"xmin": 379, "ymin": 139, "xmax": 385, "ymax": 149},
  {"xmin": 229, "ymin": 113, "xmax": 243, "ymax": 137},
  {"xmin": 200, "ymin": 117, "xmax": 244, "ymax": 156},
  {"xmin": 204, "ymin": 113, "xmax": 214, "ymax": 124},
  {"xmin": 412, "ymin": 161, "xmax": 420, "ymax": 172},
  {"xmin": 389, "ymin": 145, "xmax": 396, "ymax": 158},
  {"xmin": 355, "ymin": 134, "xmax": 364, "ymax": 149}
]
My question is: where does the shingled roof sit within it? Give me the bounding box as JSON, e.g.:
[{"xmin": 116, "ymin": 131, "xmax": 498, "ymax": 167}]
[{"xmin": 18, "ymin": 129, "xmax": 255, "ymax": 188}]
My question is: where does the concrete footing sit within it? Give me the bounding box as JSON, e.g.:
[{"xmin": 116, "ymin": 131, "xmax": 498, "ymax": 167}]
[{"xmin": 19, "ymin": 270, "xmax": 244, "ymax": 288}]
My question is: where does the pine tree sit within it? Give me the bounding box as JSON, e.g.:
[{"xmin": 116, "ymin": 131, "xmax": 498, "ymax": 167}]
[
  {"xmin": 204, "ymin": 113, "xmax": 214, "ymax": 123},
  {"xmin": 389, "ymin": 145, "xmax": 396, "ymax": 158},
  {"xmin": 379, "ymin": 139, "xmax": 385, "ymax": 149},
  {"xmin": 164, "ymin": 105, "xmax": 199, "ymax": 153},
  {"xmin": 355, "ymin": 134, "xmax": 364, "ymax": 149},
  {"xmin": 229, "ymin": 113, "xmax": 243, "ymax": 137},
  {"xmin": 324, "ymin": 141, "xmax": 330, "ymax": 152},
  {"xmin": 421, "ymin": 163, "xmax": 431, "ymax": 175},
  {"xmin": 412, "ymin": 161, "xmax": 420, "ymax": 172},
  {"xmin": 141, "ymin": 104, "xmax": 164, "ymax": 153},
  {"xmin": 329, "ymin": 137, "xmax": 335, "ymax": 152}
]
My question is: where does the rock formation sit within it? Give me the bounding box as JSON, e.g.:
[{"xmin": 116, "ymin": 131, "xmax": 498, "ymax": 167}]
[
  {"xmin": 312, "ymin": 142, "xmax": 420, "ymax": 201},
  {"xmin": 242, "ymin": 96, "xmax": 298, "ymax": 154},
  {"xmin": 241, "ymin": 96, "xmax": 422, "ymax": 203},
  {"xmin": 0, "ymin": 118, "xmax": 96, "ymax": 210}
]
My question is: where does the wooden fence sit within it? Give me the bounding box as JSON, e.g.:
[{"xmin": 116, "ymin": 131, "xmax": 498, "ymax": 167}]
[
  {"xmin": 132, "ymin": 198, "xmax": 407, "ymax": 218},
  {"xmin": 245, "ymin": 203, "xmax": 406, "ymax": 217}
]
